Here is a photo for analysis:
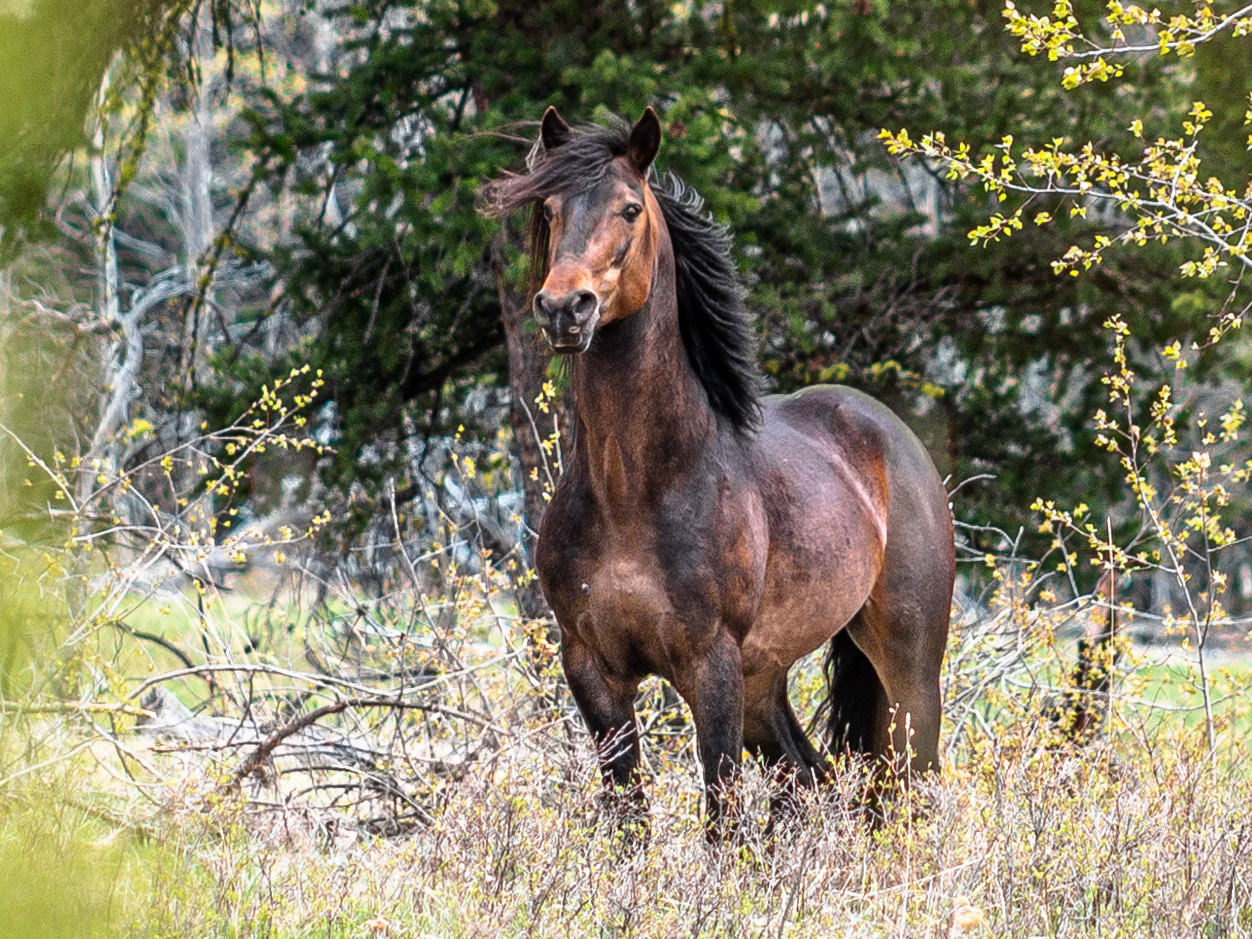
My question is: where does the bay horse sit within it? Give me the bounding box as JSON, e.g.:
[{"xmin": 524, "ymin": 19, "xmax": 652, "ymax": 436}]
[{"xmin": 491, "ymin": 107, "xmax": 954, "ymax": 838}]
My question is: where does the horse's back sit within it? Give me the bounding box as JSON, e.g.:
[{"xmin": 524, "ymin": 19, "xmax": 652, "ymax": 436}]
[{"xmin": 762, "ymin": 384, "xmax": 950, "ymax": 545}]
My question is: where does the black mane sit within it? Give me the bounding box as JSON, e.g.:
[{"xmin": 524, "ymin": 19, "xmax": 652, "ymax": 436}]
[
  {"xmin": 653, "ymin": 173, "xmax": 761, "ymax": 432},
  {"xmin": 489, "ymin": 119, "xmax": 762, "ymax": 433}
]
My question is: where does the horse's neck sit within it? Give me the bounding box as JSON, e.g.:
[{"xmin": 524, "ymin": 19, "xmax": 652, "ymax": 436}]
[{"xmin": 570, "ymin": 285, "xmax": 716, "ymax": 510}]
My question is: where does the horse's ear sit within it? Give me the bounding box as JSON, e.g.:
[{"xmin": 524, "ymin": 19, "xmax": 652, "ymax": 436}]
[
  {"xmin": 541, "ymin": 107, "xmax": 572, "ymax": 151},
  {"xmin": 627, "ymin": 107, "xmax": 661, "ymax": 175}
]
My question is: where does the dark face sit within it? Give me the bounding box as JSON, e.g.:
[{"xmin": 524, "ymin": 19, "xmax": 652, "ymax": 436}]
[
  {"xmin": 534, "ymin": 167, "xmax": 659, "ymax": 353},
  {"xmin": 532, "ymin": 108, "xmax": 662, "ymax": 354}
]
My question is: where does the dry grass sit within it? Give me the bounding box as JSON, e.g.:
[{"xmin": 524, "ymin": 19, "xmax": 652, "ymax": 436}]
[
  {"xmin": 102, "ymin": 720, "xmax": 1252, "ymax": 939},
  {"xmin": 6, "ymin": 516, "xmax": 1252, "ymax": 938}
]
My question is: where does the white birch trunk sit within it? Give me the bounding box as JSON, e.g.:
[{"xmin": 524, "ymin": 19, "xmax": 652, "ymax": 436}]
[{"xmin": 179, "ymin": 10, "xmax": 216, "ymax": 390}]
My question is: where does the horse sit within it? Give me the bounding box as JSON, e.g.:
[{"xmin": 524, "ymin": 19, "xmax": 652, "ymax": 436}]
[{"xmin": 490, "ymin": 107, "xmax": 954, "ymax": 839}]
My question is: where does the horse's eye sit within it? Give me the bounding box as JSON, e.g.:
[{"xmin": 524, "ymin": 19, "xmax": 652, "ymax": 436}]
[{"xmin": 622, "ymin": 203, "xmax": 643, "ymax": 223}]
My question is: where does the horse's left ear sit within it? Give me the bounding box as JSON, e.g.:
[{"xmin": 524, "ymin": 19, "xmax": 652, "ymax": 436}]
[
  {"xmin": 627, "ymin": 107, "xmax": 661, "ymax": 176},
  {"xmin": 541, "ymin": 106, "xmax": 573, "ymax": 151}
]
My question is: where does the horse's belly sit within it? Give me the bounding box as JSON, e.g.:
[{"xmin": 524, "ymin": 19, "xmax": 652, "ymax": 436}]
[{"xmin": 740, "ymin": 513, "xmax": 884, "ymax": 673}]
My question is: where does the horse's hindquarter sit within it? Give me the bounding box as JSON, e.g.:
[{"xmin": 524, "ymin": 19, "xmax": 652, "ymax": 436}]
[{"xmin": 741, "ymin": 385, "xmax": 952, "ymax": 673}]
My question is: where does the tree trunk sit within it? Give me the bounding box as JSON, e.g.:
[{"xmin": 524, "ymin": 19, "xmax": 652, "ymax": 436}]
[
  {"xmin": 82, "ymin": 75, "xmax": 124, "ymax": 512},
  {"xmin": 178, "ymin": 11, "xmax": 215, "ymax": 394},
  {"xmin": 491, "ymin": 230, "xmax": 559, "ymax": 620}
]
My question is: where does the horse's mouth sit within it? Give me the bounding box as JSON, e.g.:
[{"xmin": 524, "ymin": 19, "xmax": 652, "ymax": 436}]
[
  {"xmin": 545, "ymin": 331, "xmax": 595, "ymax": 355},
  {"xmin": 542, "ymin": 310, "xmax": 599, "ymax": 354}
]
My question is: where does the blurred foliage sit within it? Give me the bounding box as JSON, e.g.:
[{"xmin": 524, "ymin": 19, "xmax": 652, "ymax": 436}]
[
  {"xmin": 0, "ymin": 396, "xmax": 132, "ymax": 939},
  {"xmin": 0, "ymin": 797, "xmax": 127, "ymax": 939},
  {"xmin": 0, "ymin": 266, "xmax": 136, "ymax": 939},
  {"xmin": 0, "ymin": 0, "xmax": 183, "ymax": 253}
]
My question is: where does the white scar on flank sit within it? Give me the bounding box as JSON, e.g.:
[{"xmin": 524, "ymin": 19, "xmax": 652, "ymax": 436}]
[{"xmin": 829, "ymin": 448, "xmax": 889, "ymax": 551}]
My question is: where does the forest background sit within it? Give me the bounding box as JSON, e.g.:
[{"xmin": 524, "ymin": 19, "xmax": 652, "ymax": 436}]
[{"xmin": 8, "ymin": 0, "xmax": 1249, "ymax": 590}]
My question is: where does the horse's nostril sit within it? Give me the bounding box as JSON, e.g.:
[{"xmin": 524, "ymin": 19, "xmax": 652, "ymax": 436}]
[
  {"xmin": 533, "ymin": 292, "xmax": 553, "ymax": 323},
  {"xmin": 572, "ymin": 290, "xmax": 598, "ymax": 321}
]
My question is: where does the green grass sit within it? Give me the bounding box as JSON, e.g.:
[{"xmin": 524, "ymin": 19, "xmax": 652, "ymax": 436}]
[{"xmin": 97, "ymin": 728, "xmax": 1252, "ymax": 938}]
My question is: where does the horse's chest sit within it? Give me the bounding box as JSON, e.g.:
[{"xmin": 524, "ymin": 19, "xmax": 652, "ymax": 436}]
[
  {"xmin": 546, "ymin": 544, "xmax": 679, "ymax": 671},
  {"xmin": 585, "ymin": 554, "xmax": 674, "ymax": 632},
  {"xmin": 538, "ymin": 466, "xmax": 765, "ymax": 676},
  {"xmin": 541, "ymin": 520, "xmax": 762, "ymax": 679}
]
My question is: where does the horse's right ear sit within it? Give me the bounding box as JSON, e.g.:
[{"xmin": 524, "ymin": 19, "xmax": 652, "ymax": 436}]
[
  {"xmin": 626, "ymin": 107, "xmax": 661, "ymax": 176},
  {"xmin": 541, "ymin": 107, "xmax": 572, "ymax": 151}
]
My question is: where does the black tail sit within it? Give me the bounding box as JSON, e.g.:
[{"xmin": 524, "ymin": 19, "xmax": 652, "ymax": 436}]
[{"xmin": 818, "ymin": 627, "xmax": 886, "ymax": 756}]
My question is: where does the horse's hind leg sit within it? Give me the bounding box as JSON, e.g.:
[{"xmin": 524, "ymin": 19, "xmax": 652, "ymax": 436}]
[
  {"xmin": 779, "ymin": 687, "xmax": 830, "ymax": 783},
  {"xmin": 843, "ymin": 453, "xmax": 953, "ymax": 779},
  {"xmin": 561, "ymin": 635, "xmax": 646, "ymax": 835},
  {"xmin": 845, "ymin": 583, "xmax": 948, "ymax": 779}
]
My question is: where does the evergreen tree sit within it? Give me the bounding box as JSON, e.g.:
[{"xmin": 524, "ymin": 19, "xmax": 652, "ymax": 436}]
[{"xmin": 5, "ymin": 0, "xmax": 1230, "ymax": 575}]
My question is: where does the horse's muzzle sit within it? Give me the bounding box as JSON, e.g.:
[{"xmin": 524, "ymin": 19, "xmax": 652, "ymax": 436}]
[{"xmin": 534, "ymin": 289, "xmax": 600, "ymax": 354}]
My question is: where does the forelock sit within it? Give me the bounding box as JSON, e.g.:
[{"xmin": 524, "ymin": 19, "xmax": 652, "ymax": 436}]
[{"xmin": 491, "ymin": 119, "xmax": 638, "ymax": 214}]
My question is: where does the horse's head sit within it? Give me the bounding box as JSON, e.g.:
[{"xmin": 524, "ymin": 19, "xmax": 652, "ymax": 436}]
[
  {"xmin": 489, "ymin": 108, "xmax": 764, "ymax": 429},
  {"xmin": 515, "ymin": 108, "xmax": 664, "ymax": 354}
]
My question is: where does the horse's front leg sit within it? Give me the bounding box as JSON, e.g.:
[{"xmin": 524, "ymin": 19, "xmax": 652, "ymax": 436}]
[
  {"xmin": 561, "ymin": 634, "xmax": 647, "ymax": 838},
  {"xmin": 675, "ymin": 629, "xmax": 745, "ymax": 844}
]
